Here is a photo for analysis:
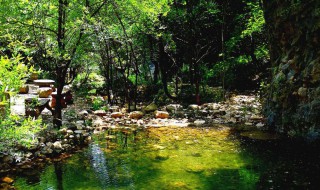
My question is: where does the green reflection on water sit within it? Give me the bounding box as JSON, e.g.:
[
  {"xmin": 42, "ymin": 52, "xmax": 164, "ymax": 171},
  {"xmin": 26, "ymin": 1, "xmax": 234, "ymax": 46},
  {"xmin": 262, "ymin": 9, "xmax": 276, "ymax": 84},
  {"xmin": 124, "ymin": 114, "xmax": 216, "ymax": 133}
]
[{"xmin": 14, "ymin": 126, "xmax": 261, "ymax": 190}]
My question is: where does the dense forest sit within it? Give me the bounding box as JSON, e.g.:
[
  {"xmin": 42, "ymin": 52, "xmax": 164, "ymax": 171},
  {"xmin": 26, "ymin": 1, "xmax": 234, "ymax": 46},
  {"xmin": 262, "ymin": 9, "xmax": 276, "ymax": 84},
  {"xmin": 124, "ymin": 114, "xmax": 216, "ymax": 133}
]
[{"xmin": 1, "ymin": 0, "xmax": 320, "ymax": 189}]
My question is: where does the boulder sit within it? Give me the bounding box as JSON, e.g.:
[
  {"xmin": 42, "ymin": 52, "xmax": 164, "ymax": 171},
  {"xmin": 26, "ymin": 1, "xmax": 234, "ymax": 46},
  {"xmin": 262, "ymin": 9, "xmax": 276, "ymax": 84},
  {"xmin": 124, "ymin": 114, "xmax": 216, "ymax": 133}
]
[
  {"xmin": 129, "ymin": 111, "xmax": 144, "ymax": 119},
  {"xmin": 144, "ymin": 103, "xmax": 158, "ymax": 112},
  {"xmin": 155, "ymin": 111, "xmax": 169, "ymax": 119},
  {"xmin": 111, "ymin": 112, "xmax": 123, "ymax": 118}
]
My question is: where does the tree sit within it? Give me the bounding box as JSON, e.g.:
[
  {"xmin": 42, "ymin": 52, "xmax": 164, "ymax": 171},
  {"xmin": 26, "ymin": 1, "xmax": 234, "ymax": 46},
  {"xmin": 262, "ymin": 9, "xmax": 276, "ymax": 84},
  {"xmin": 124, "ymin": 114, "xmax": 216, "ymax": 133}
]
[{"xmin": 1, "ymin": 0, "xmax": 106, "ymax": 127}]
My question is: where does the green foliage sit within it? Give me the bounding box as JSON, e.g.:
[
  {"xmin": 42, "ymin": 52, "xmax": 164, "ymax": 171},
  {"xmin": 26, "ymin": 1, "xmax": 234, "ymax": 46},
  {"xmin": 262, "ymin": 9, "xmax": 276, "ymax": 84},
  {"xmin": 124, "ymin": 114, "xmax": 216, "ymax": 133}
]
[
  {"xmin": 241, "ymin": 1, "xmax": 266, "ymax": 38},
  {"xmin": 200, "ymin": 86, "xmax": 224, "ymax": 103},
  {"xmin": 91, "ymin": 97, "xmax": 106, "ymax": 111},
  {"xmin": 0, "ymin": 115, "xmax": 44, "ymax": 151},
  {"xmin": 0, "ymin": 55, "xmax": 29, "ymax": 103},
  {"xmin": 73, "ymin": 72, "xmax": 105, "ymax": 95}
]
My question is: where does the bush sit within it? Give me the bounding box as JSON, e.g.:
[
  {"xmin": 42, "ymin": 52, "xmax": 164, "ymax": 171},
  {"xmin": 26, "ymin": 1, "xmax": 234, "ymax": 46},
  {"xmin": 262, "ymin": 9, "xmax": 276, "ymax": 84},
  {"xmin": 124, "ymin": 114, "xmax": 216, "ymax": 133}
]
[{"xmin": 0, "ymin": 115, "xmax": 44, "ymax": 152}]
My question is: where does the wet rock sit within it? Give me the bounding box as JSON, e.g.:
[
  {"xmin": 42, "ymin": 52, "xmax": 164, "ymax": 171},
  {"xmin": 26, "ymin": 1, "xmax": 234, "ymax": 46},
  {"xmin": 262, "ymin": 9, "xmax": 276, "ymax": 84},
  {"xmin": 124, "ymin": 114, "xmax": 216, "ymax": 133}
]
[
  {"xmin": 144, "ymin": 103, "xmax": 158, "ymax": 112},
  {"xmin": 94, "ymin": 110, "xmax": 107, "ymax": 117},
  {"xmin": 111, "ymin": 112, "xmax": 123, "ymax": 118},
  {"xmin": 129, "ymin": 111, "xmax": 144, "ymax": 119},
  {"xmin": 155, "ymin": 111, "xmax": 169, "ymax": 119}
]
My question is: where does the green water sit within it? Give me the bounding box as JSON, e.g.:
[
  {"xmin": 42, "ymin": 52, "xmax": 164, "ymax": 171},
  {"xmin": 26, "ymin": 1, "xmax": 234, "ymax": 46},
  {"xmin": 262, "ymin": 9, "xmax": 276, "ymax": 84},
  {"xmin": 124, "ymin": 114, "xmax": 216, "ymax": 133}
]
[{"xmin": 9, "ymin": 126, "xmax": 320, "ymax": 189}]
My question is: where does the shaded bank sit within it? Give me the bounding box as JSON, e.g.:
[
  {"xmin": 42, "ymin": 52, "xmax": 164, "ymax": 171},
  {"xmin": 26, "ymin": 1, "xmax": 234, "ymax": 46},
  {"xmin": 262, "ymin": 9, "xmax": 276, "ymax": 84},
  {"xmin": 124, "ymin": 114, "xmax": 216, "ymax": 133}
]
[{"xmin": 263, "ymin": 0, "xmax": 320, "ymax": 135}]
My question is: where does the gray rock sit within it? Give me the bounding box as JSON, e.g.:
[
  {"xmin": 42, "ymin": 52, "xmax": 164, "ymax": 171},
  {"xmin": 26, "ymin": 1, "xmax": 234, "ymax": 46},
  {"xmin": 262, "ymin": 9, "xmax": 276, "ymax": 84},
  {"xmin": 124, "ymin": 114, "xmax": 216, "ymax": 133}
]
[
  {"xmin": 74, "ymin": 130, "xmax": 83, "ymax": 134},
  {"xmin": 46, "ymin": 142, "xmax": 53, "ymax": 149},
  {"xmin": 144, "ymin": 103, "xmax": 158, "ymax": 112},
  {"xmin": 188, "ymin": 104, "xmax": 199, "ymax": 110},
  {"xmin": 53, "ymin": 141, "xmax": 62, "ymax": 150},
  {"xmin": 194, "ymin": 120, "xmax": 206, "ymax": 126},
  {"xmin": 59, "ymin": 128, "xmax": 67, "ymax": 134},
  {"xmin": 166, "ymin": 104, "xmax": 183, "ymax": 113},
  {"xmin": 2, "ymin": 155, "xmax": 13, "ymax": 164}
]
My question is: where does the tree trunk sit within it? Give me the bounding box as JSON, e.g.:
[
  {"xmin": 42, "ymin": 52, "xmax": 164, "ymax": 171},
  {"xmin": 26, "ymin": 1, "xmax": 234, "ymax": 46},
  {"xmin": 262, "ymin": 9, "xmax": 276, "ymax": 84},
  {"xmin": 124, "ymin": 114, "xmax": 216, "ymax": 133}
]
[{"xmin": 158, "ymin": 38, "xmax": 178, "ymax": 101}]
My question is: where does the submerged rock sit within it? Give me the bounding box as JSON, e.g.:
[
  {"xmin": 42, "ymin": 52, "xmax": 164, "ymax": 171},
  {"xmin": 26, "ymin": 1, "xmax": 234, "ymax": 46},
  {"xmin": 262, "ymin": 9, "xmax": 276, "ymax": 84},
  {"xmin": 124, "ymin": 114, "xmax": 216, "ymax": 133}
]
[
  {"xmin": 240, "ymin": 131, "xmax": 280, "ymax": 140},
  {"xmin": 154, "ymin": 153, "xmax": 169, "ymax": 161},
  {"xmin": 185, "ymin": 164, "xmax": 205, "ymax": 173}
]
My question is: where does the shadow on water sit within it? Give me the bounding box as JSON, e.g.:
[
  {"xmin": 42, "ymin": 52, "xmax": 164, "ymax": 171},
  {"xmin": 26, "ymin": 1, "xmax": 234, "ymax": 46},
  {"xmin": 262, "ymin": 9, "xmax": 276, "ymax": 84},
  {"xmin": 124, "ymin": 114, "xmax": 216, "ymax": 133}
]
[{"xmin": 235, "ymin": 133, "xmax": 320, "ymax": 189}]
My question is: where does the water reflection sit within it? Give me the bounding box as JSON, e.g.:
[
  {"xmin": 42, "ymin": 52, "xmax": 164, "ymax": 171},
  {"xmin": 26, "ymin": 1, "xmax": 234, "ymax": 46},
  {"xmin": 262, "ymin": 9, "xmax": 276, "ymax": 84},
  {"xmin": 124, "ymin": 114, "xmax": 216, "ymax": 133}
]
[
  {"xmin": 89, "ymin": 143, "xmax": 111, "ymax": 188},
  {"xmin": 10, "ymin": 126, "xmax": 320, "ymax": 189}
]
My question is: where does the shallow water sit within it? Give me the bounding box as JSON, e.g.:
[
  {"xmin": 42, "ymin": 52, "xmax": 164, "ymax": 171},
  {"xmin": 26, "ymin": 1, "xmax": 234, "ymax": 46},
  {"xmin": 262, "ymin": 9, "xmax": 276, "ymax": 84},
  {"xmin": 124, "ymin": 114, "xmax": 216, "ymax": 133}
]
[{"xmin": 9, "ymin": 126, "xmax": 320, "ymax": 189}]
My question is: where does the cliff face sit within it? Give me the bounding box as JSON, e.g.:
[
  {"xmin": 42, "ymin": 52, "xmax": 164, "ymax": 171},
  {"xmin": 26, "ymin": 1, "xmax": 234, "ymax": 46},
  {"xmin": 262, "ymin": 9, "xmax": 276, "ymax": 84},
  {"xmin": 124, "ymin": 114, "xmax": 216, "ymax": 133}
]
[{"xmin": 263, "ymin": 0, "xmax": 320, "ymax": 135}]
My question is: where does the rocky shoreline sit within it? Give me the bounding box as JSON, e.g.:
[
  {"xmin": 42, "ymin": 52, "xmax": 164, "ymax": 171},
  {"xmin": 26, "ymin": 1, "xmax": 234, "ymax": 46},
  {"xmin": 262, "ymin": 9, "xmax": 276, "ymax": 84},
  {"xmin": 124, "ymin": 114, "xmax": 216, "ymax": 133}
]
[{"xmin": 0, "ymin": 93, "xmax": 266, "ymax": 187}]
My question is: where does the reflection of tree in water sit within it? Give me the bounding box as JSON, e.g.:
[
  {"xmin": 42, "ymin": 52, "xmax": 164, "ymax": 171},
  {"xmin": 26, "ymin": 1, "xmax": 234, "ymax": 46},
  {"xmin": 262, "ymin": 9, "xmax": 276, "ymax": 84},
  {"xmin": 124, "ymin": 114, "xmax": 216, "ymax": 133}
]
[
  {"xmin": 90, "ymin": 143, "xmax": 112, "ymax": 188},
  {"xmin": 89, "ymin": 142, "xmax": 135, "ymax": 189}
]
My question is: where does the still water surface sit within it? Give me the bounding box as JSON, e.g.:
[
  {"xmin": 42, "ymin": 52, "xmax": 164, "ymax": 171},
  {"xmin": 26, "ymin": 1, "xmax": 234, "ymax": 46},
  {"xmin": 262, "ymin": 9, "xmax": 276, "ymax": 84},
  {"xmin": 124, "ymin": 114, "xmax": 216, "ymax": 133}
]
[{"xmin": 11, "ymin": 126, "xmax": 320, "ymax": 189}]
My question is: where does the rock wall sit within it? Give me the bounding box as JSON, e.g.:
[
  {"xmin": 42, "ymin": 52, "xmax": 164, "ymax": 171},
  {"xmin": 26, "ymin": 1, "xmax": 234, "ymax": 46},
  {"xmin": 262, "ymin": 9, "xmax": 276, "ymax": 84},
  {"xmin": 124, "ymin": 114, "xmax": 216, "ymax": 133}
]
[{"xmin": 263, "ymin": 0, "xmax": 320, "ymax": 135}]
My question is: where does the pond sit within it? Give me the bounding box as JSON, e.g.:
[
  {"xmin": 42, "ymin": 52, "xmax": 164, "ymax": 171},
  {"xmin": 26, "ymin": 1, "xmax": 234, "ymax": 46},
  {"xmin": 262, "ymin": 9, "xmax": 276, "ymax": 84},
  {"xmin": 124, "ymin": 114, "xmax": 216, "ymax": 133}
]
[{"xmin": 8, "ymin": 126, "xmax": 320, "ymax": 189}]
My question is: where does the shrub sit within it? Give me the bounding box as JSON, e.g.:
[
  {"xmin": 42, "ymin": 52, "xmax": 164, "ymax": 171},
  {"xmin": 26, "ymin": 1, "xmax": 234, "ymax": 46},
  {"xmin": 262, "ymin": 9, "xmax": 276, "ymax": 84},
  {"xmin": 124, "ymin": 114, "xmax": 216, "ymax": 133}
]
[{"xmin": 0, "ymin": 115, "xmax": 44, "ymax": 152}]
